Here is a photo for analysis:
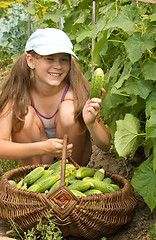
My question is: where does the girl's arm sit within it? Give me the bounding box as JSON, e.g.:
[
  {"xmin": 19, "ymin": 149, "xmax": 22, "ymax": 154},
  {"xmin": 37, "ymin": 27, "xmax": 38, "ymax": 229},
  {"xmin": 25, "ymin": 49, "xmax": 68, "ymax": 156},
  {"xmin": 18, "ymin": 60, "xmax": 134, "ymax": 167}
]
[
  {"xmin": 82, "ymin": 89, "xmax": 111, "ymax": 152},
  {"xmin": 0, "ymin": 106, "xmax": 72, "ymax": 161}
]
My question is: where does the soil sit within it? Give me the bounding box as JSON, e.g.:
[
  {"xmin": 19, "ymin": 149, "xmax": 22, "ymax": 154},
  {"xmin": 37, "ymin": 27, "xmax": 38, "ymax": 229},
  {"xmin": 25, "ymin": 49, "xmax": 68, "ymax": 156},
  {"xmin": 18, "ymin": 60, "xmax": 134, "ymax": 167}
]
[{"xmin": 0, "ymin": 145, "xmax": 155, "ymax": 240}]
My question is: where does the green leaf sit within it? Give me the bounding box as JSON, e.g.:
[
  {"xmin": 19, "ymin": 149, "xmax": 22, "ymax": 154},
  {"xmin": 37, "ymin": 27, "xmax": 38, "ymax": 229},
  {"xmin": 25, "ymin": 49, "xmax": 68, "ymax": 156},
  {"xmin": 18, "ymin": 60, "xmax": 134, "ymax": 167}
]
[
  {"xmin": 93, "ymin": 30, "xmax": 108, "ymax": 64},
  {"xmin": 114, "ymin": 114, "xmax": 142, "ymax": 157},
  {"xmin": 101, "ymin": 92, "xmax": 125, "ymax": 119},
  {"xmin": 43, "ymin": 8, "xmax": 67, "ymax": 22},
  {"xmin": 152, "ymin": 139, "xmax": 156, "ymax": 173},
  {"xmin": 107, "ymin": 55, "xmax": 123, "ymax": 83},
  {"xmin": 114, "ymin": 60, "xmax": 132, "ymax": 89},
  {"xmin": 146, "ymin": 103, "xmax": 156, "ymax": 139},
  {"xmin": 145, "ymin": 87, "xmax": 156, "ymax": 117},
  {"xmin": 106, "ymin": 5, "xmax": 141, "ymax": 35},
  {"xmin": 76, "ymin": 27, "xmax": 93, "ymax": 42},
  {"xmin": 143, "ymin": 58, "xmax": 156, "ymax": 81},
  {"xmin": 120, "ymin": 77, "xmax": 152, "ymax": 100},
  {"xmin": 150, "ymin": 13, "xmax": 156, "ymax": 22},
  {"xmin": 124, "ymin": 32, "xmax": 155, "ymax": 63},
  {"xmin": 131, "ymin": 160, "xmax": 156, "ymax": 212}
]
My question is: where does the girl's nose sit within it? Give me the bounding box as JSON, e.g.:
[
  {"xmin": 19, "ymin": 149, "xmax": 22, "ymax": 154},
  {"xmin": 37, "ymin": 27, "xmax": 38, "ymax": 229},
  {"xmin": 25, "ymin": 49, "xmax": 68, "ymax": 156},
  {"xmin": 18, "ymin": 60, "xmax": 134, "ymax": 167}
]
[{"xmin": 53, "ymin": 59, "xmax": 62, "ymax": 69}]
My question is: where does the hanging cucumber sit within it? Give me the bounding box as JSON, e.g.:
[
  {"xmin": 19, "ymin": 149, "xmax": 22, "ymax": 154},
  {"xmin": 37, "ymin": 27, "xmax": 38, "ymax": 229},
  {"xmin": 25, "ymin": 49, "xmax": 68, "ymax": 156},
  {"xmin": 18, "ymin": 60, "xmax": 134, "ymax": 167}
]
[{"xmin": 90, "ymin": 68, "xmax": 104, "ymax": 99}]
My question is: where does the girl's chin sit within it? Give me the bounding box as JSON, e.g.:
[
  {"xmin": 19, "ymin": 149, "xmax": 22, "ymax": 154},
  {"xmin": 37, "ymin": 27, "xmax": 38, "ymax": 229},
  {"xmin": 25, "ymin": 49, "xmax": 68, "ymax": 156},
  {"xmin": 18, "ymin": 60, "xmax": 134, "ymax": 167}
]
[{"xmin": 48, "ymin": 79, "xmax": 62, "ymax": 85}]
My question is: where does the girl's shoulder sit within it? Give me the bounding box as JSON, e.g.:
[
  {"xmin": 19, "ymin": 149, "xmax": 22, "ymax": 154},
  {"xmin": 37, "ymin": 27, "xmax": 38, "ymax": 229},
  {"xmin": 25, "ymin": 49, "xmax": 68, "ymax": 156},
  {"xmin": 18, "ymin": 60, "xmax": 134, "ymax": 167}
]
[{"xmin": 64, "ymin": 85, "xmax": 74, "ymax": 101}]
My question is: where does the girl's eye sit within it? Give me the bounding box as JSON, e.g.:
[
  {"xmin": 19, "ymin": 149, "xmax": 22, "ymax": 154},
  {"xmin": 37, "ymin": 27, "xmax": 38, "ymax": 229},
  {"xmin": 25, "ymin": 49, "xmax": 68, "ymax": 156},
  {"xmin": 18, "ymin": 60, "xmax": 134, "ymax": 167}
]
[
  {"xmin": 61, "ymin": 58, "xmax": 70, "ymax": 62},
  {"xmin": 47, "ymin": 58, "xmax": 53, "ymax": 61}
]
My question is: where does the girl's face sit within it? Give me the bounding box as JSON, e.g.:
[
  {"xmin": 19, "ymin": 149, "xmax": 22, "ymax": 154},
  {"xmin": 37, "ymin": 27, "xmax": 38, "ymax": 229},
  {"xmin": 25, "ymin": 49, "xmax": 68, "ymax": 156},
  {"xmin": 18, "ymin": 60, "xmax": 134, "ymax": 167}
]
[{"xmin": 27, "ymin": 53, "xmax": 70, "ymax": 88}]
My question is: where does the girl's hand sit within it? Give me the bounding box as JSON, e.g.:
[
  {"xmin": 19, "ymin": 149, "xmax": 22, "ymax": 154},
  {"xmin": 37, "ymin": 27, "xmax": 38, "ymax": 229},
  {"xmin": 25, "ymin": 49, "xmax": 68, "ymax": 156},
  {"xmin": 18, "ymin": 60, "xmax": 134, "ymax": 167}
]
[
  {"xmin": 43, "ymin": 138, "xmax": 73, "ymax": 158},
  {"xmin": 82, "ymin": 88, "xmax": 105, "ymax": 126}
]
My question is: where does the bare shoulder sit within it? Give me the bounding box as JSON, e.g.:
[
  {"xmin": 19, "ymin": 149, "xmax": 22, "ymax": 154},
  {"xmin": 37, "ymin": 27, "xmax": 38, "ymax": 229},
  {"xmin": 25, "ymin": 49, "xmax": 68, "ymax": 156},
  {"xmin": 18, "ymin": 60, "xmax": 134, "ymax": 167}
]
[
  {"xmin": 0, "ymin": 100, "xmax": 13, "ymax": 117},
  {"xmin": 64, "ymin": 85, "xmax": 74, "ymax": 100},
  {"xmin": 0, "ymin": 101, "xmax": 13, "ymax": 139}
]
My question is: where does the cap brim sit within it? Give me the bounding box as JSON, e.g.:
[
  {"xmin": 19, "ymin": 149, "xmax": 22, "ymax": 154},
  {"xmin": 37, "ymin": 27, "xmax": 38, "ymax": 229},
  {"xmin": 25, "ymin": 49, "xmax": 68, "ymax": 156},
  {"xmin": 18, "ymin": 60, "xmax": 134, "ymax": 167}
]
[{"xmin": 33, "ymin": 46, "xmax": 79, "ymax": 60}]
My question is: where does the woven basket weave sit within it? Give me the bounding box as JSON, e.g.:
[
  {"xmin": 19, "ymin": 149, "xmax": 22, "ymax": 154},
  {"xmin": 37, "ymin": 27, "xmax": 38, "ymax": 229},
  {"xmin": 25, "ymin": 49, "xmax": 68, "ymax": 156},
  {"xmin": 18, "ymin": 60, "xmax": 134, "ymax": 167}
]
[{"xmin": 0, "ymin": 135, "xmax": 137, "ymax": 239}]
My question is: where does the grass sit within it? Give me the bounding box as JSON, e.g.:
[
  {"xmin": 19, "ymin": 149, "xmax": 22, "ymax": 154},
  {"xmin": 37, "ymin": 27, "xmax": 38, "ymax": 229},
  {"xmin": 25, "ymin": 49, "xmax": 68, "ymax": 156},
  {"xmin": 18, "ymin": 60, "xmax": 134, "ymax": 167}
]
[{"xmin": 0, "ymin": 159, "xmax": 21, "ymax": 180}]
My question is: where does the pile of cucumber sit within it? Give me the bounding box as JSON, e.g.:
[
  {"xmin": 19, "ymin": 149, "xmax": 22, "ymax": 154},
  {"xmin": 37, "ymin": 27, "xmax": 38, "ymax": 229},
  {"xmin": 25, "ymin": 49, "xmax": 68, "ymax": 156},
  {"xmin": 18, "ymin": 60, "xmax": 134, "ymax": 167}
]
[{"xmin": 8, "ymin": 160, "xmax": 120, "ymax": 197}]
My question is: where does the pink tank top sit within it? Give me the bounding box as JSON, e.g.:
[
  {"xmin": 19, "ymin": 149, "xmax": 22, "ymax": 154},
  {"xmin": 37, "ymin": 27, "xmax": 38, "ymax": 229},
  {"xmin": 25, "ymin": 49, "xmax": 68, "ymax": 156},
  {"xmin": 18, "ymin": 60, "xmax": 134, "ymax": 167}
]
[{"xmin": 31, "ymin": 84, "xmax": 70, "ymax": 138}]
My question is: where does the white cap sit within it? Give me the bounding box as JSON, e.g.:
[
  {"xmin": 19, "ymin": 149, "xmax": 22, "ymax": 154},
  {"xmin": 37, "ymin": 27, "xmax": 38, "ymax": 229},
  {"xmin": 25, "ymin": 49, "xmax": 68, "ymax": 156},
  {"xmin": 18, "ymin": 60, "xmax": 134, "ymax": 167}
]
[{"xmin": 25, "ymin": 28, "xmax": 78, "ymax": 60}]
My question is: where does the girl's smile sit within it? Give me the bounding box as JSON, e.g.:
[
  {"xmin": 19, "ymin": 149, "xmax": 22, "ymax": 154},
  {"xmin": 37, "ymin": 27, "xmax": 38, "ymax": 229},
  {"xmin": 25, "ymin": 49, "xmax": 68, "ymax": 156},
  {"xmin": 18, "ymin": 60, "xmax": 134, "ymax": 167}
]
[{"xmin": 27, "ymin": 53, "xmax": 70, "ymax": 88}]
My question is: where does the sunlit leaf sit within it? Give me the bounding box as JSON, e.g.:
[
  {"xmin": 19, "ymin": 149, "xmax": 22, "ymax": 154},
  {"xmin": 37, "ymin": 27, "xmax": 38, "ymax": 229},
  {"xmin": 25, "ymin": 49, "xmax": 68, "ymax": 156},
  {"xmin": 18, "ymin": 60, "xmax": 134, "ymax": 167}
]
[
  {"xmin": 114, "ymin": 114, "xmax": 142, "ymax": 157},
  {"xmin": 106, "ymin": 5, "xmax": 141, "ymax": 34}
]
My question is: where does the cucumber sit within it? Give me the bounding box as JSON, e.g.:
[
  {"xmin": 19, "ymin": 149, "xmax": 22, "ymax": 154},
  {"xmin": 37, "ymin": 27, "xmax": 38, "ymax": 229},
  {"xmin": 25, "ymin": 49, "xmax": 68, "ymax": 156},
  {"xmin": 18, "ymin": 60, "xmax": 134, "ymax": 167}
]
[
  {"xmin": 68, "ymin": 180, "xmax": 91, "ymax": 192},
  {"xmin": 8, "ymin": 180, "xmax": 17, "ymax": 187},
  {"xmin": 48, "ymin": 159, "xmax": 68, "ymax": 172},
  {"xmin": 84, "ymin": 189, "xmax": 102, "ymax": 196},
  {"xmin": 48, "ymin": 178, "xmax": 68, "ymax": 194},
  {"xmin": 21, "ymin": 184, "xmax": 27, "ymax": 190},
  {"xmin": 48, "ymin": 159, "xmax": 62, "ymax": 171},
  {"xmin": 110, "ymin": 184, "xmax": 120, "ymax": 191},
  {"xmin": 82, "ymin": 177, "xmax": 92, "ymax": 181},
  {"xmin": 94, "ymin": 168, "xmax": 105, "ymax": 181},
  {"xmin": 103, "ymin": 177, "xmax": 112, "ymax": 184},
  {"xmin": 32, "ymin": 169, "xmax": 53, "ymax": 185},
  {"xmin": 70, "ymin": 190, "xmax": 86, "ymax": 197},
  {"xmin": 27, "ymin": 184, "xmax": 41, "ymax": 193},
  {"xmin": 17, "ymin": 179, "xmax": 24, "ymax": 188},
  {"xmin": 65, "ymin": 164, "xmax": 76, "ymax": 171},
  {"xmin": 85, "ymin": 179, "xmax": 116, "ymax": 193},
  {"xmin": 68, "ymin": 179, "xmax": 81, "ymax": 185},
  {"xmin": 75, "ymin": 167, "xmax": 95, "ymax": 179},
  {"xmin": 38, "ymin": 175, "xmax": 60, "ymax": 193},
  {"xmin": 90, "ymin": 68, "xmax": 104, "ymax": 99},
  {"xmin": 24, "ymin": 167, "xmax": 44, "ymax": 186},
  {"xmin": 66, "ymin": 174, "xmax": 77, "ymax": 181}
]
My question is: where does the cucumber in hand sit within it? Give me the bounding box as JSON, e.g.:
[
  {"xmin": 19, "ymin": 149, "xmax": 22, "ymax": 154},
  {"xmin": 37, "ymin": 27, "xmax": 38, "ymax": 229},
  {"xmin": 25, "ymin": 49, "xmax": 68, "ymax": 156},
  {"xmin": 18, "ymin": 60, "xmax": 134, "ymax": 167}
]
[{"xmin": 90, "ymin": 68, "xmax": 104, "ymax": 99}]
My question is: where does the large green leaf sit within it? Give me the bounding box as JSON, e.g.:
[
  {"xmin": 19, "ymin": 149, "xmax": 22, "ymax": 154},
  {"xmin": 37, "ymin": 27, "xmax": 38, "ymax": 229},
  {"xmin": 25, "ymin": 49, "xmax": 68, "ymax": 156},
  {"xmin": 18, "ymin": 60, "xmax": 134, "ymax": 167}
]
[
  {"xmin": 106, "ymin": 5, "xmax": 141, "ymax": 35},
  {"xmin": 145, "ymin": 88, "xmax": 156, "ymax": 118},
  {"xmin": 107, "ymin": 55, "xmax": 123, "ymax": 83},
  {"xmin": 146, "ymin": 103, "xmax": 156, "ymax": 139},
  {"xmin": 93, "ymin": 30, "xmax": 108, "ymax": 64},
  {"xmin": 101, "ymin": 92, "xmax": 125, "ymax": 119},
  {"xmin": 120, "ymin": 77, "xmax": 152, "ymax": 100},
  {"xmin": 114, "ymin": 114, "xmax": 142, "ymax": 157},
  {"xmin": 124, "ymin": 32, "xmax": 155, "ymax": 63},
  {"xmin": 43, "ymin": 8, "xmax": 67, "ymax": 22},
  {"xmin": 143, "ymin": 58, "xmax": 156, "ymax": 81},
  {"xmin": 152, "ymin": 139, "xmax": 156, "ymax": 173},
  {"xmin": 114, "ymin": 60, "xmax": 132, "ymax": 89},
  {"xmin": 131, "ymin": 160, "xmax": 156, "ymax": 212}
]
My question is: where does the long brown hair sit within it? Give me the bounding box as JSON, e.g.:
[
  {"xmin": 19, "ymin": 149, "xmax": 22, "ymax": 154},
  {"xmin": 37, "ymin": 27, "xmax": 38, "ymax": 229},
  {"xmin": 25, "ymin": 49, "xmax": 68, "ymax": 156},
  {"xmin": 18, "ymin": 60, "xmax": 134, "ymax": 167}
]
[{"xmin": 0, "ymin": 52, "xmax": 90, "ymax": 132}]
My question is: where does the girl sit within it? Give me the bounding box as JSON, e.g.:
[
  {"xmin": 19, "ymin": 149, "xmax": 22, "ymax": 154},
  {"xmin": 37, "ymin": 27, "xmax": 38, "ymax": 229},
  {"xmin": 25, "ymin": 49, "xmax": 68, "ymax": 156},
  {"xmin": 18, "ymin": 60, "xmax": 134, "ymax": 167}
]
[{"xmin": 0, "ymin": 28, "xmax": 111, "ymax": 166}]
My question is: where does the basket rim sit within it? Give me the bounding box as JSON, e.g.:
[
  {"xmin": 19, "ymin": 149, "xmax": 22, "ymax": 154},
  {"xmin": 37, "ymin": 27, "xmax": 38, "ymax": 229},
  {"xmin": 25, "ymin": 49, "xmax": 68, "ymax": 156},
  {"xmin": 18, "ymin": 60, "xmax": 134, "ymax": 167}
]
[{"xmin": 0, "ymin": 162, "xmax": 134, "ymax": 201}]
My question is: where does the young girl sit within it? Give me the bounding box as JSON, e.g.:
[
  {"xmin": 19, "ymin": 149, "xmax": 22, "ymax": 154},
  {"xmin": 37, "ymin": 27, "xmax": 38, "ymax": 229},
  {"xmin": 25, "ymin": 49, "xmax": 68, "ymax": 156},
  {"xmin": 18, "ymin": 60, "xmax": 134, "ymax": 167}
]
[{"xmin": 0, "ymin": 28, "xmax": 111, "ymax": 166}]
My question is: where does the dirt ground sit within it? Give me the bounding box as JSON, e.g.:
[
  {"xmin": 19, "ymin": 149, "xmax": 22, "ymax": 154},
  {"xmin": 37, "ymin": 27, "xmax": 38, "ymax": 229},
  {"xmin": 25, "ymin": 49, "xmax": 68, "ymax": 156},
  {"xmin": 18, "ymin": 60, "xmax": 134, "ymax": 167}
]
[
  {"xmin": 88, "ymin": 145, "xmax": 156, "ymax": 240},
  {"xmin": 0, "ymin": 145, "xmax": 156, "ymax": 240}
]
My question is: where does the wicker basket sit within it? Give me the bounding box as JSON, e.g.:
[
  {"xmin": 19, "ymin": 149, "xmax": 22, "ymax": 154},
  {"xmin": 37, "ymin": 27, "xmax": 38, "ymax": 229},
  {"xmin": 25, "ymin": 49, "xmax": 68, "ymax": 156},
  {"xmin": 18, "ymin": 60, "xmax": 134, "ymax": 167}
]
[{"xmin": 0, "ymin": 135, "xmax": 137, "ymax": 239}]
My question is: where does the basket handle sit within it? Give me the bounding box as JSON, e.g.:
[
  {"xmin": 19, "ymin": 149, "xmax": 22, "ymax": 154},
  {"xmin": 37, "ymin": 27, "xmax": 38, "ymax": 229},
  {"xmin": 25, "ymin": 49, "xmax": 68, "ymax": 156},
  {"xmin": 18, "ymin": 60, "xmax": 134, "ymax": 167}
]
[{"xmin": 60, "ymin": 134, "xmax": 68, "ymax": 187}]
